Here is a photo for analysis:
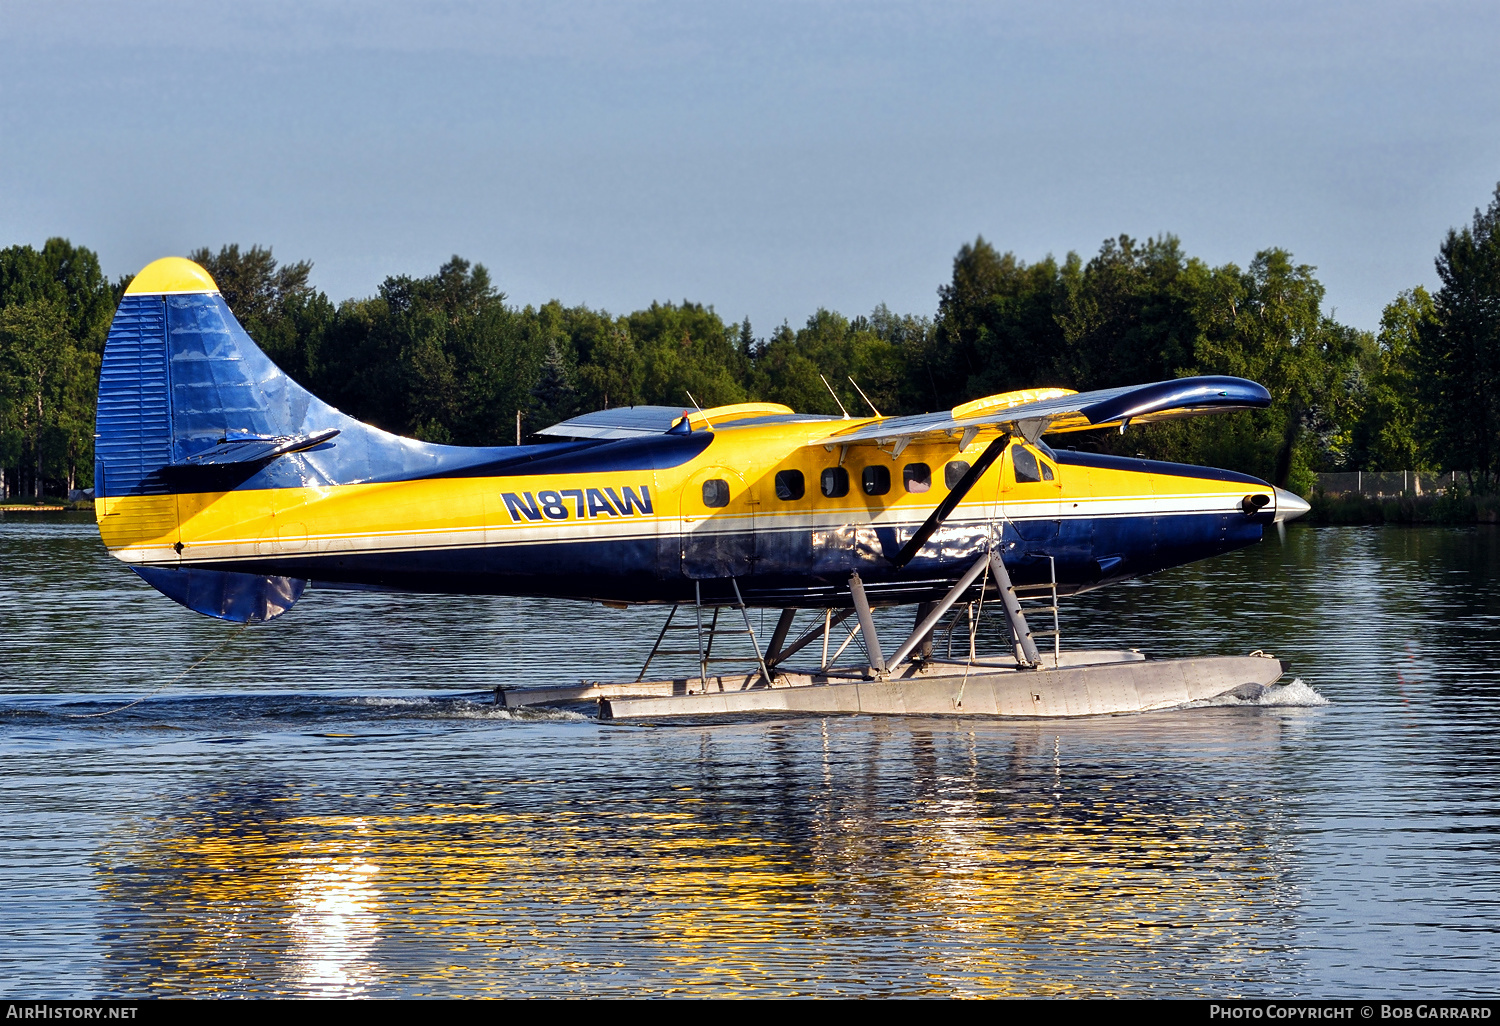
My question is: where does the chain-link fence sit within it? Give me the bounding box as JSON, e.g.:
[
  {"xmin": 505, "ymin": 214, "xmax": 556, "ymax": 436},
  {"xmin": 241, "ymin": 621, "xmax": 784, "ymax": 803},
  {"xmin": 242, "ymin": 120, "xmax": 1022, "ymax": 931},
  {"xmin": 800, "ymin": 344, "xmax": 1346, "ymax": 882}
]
[{"xmin": 1315, "ymin": 471, "xmax": 1459, "ymax": 497}]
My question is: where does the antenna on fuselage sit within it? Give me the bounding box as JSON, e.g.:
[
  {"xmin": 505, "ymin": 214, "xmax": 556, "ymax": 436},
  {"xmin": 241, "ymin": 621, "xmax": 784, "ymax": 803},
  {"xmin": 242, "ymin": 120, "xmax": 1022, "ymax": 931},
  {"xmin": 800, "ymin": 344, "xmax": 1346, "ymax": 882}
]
[
  {"xmin": 685, "ymin": 390, "xmax": 713, "ymax": 429},
  {"xmin": 819, "ymin": 374, "xmax": 851, "ymax": 419},
  {"xmin": 848, "ymin": 376, "xmax": 882, "ymax": 418}
]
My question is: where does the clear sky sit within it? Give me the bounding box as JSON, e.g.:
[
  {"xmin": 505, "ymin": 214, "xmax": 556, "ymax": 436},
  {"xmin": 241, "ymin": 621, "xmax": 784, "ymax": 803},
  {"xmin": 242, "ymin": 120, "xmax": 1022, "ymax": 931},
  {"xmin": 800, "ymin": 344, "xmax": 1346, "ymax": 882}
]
[{"xmin": 3, "ymin": 1, "xmax": 1497, "ymax": 334}]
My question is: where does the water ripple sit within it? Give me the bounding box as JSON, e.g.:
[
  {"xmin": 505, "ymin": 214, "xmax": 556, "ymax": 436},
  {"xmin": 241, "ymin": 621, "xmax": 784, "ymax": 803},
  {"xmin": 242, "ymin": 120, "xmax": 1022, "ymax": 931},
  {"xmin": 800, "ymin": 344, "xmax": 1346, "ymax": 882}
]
[{"xmin": 1, "ymin": 516, "xmax": 1497, "ymax": 996}]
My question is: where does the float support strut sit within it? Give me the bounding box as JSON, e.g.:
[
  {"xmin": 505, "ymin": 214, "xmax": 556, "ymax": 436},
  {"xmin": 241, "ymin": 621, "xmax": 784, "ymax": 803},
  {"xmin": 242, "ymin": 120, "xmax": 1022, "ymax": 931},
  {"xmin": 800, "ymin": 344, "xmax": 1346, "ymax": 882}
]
[
  {"xmin": 990, "ymin": 552, "xmax": 1042, "ymax": 668},
  {"xmin": 848, "ymin": 572, "xmax": 886, "ymax": 676},
  {"xmin": 772, "ymin": 609, "xmax": 854, "ymax": 668},
  {"xmin": 887, "ymin": 552, "xmax": 993, "ymax": 670},
  {"xmin": 764, "ymin": 608, "xmax": 798, "ymax": 666}
]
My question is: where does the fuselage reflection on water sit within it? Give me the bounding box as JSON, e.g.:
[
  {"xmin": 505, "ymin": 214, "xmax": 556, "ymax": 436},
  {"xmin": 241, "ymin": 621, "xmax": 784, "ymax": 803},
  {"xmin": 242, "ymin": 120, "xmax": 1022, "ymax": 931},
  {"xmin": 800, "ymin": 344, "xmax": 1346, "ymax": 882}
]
[{"xmin": 94, "ymin": 711, "xmax": 1301, "ymax": 997}]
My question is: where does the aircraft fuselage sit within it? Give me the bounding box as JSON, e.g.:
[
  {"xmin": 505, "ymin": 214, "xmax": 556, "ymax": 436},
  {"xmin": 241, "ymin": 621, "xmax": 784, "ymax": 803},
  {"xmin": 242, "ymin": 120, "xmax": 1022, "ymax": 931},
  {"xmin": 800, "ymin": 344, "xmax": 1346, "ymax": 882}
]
[{"xmin": 99, "ymin": 418, "xmax": 1275, "ymax": 609}]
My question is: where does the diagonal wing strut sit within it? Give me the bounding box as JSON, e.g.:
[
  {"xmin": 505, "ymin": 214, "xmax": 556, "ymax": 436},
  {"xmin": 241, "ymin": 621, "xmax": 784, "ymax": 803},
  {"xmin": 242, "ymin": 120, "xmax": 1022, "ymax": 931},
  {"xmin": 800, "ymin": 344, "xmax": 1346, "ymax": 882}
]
[{"xmin": 889, "ymin": 432, "xmax": 1010, "ymax": 570}]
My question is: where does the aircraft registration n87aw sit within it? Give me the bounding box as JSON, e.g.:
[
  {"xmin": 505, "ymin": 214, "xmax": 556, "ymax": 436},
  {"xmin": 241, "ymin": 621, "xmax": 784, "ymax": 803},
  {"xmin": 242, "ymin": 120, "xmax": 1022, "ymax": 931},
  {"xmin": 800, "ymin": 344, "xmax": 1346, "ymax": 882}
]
[{"xmin": 94, "ymin": 257, "xmax": 1309, "ymax": 717}]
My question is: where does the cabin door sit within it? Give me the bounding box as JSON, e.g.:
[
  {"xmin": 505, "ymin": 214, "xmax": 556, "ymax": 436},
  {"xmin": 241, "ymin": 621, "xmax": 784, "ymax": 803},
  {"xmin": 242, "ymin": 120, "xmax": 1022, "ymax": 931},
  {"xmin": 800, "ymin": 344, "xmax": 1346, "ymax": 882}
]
[
  {"xmin": 679, "ymin": 465, "xmax": 755, "ymax": 580},
  {"xmin": 999, "ymin": 442, "xmax": 1063, "ymax": 551}
]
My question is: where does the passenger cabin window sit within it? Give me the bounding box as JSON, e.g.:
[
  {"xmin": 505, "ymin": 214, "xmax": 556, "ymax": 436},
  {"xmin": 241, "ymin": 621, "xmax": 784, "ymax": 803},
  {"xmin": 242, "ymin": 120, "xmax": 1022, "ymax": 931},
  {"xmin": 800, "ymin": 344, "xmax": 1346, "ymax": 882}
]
[
  {"xmin": 1011, "ymin": 445, "xmax": 1042, "ymax": 484},
  {"xmin": 862, "ymin": 465, "xmax": 891, "ymax": 495},
  {"xmin": 821, "ymin": 466, "xmax": 849, "ymax": 498},
  {"xmin": 903, "ymin": 463, "xmax": 931, "ymax": 493},
  {"xmin": 775, "ymin": 469, "xmax": 805, "ymax": 501},
  {"xmin": 945, "ymin": 461, "xmax": 970, "ymax": 489},
  {"xmin": 702, "ymin": 479, "xmax": 730, "ymax": 508}
]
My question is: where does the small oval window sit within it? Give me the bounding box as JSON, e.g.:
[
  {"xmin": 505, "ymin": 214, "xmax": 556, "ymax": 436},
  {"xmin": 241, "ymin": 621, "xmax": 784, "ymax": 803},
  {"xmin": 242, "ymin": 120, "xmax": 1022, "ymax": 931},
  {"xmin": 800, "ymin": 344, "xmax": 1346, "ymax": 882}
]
[
  {"xmin": 1011, "ymin": 445, "xmax": 1042, "ymax": 484},
  {"xmin": 702, "ymin": 479, "xmax": 730, "ymax": 508},
  {"xmin": 821, "ymin": 466, "xmax": 849, "ymax": 498},
  {"xmin": 945, "ymin": 460, "xmax": 971, "ymax": 489},
  {"xmin": 862, "ymin": 465, "xmax": 891, "ymax": 495},
  {"xmin": 903, "ymin": 463, "xmax": 931, "ymax": 493},
  {"xmin": 775, "ymin": 469, "xmax": 805, "ymax": 501}
]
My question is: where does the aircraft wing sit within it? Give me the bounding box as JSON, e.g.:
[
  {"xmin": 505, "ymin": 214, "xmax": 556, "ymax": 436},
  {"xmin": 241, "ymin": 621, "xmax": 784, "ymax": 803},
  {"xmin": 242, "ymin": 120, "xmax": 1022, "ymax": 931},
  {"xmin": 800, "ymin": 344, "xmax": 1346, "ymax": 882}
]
[{"xmin": 814, "ymin": 375, "xmax": 1271, "ymax": 447}]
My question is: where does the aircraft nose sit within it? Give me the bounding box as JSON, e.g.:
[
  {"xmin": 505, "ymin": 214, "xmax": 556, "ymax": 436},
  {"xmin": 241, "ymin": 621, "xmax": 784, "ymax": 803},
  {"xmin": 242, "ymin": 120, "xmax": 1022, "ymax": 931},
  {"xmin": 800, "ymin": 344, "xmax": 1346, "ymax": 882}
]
[{"xmin": 1273, "ymin": 487, "xmax": 1311, "ymax": 523}]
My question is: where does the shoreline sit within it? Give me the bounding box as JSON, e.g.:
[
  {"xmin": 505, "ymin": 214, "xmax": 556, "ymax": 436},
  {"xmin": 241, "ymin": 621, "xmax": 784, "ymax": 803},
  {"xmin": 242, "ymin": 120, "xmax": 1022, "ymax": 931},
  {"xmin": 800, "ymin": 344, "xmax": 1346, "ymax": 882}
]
[{"xmin": 1308, "ymin": 492, "xmax": 1500, "ymax": 524}]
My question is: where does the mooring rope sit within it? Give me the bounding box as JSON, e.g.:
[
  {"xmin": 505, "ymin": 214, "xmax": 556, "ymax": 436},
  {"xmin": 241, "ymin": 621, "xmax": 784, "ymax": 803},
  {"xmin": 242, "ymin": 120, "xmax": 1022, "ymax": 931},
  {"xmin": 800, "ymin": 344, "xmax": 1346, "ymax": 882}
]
[
  {"xmin": 955, "ymin": 541, "xmax": 995, "ymax": 709},
  {"xmin": 64, "ymin": 622, "xmax": 252, "ymax": 719}
]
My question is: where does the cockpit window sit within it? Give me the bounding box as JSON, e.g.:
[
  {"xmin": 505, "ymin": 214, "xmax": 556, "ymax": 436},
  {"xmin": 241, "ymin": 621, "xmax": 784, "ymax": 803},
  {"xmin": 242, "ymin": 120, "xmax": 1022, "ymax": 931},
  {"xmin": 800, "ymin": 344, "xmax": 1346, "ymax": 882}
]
[
  {"xmin": 1041, "ymin": 461, "xmax": 1054, "ymax": 481},
  {"xmin": 1011, "ymin": 445, "xmax": 1042, "ymax": 484}
]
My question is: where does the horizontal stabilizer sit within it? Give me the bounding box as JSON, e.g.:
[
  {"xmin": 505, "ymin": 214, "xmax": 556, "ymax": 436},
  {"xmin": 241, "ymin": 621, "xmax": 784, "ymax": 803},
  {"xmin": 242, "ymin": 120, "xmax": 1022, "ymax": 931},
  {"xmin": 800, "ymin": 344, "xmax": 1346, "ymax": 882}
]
[
  {"xmin": 539, "ymin": 402, "xmax": 810, "ymax": 439},
  {"xmin": 133, "ymin": 566, "xmax": 307, "ymax": 622},
  {"xmin": 538, "ymin": 405, "xmax": 690, "ymax": 439},
  {"xmin": 178, "ymin": 429, "xmax": 340, "ymax": 466}
]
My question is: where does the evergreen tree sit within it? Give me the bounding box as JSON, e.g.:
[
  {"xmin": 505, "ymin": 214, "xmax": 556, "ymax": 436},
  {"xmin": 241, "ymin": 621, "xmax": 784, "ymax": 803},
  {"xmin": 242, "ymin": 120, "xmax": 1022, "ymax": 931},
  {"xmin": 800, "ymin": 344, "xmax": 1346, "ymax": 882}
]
[
  {"xmin": 1417, "ymin": 183, "xmax": 1500, "ymax": 490},
  {"xmin": 530, "ymin": 338, "xmax": 578, "ymax": 431}
]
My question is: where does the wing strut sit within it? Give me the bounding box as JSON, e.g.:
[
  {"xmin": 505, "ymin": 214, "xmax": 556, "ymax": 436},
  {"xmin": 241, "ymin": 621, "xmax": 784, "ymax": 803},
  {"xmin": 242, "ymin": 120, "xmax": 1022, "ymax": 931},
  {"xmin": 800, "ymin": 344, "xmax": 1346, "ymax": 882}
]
[{"xmin": 889, "ymin": 433, "xmax": 1010, "ymax": 569}]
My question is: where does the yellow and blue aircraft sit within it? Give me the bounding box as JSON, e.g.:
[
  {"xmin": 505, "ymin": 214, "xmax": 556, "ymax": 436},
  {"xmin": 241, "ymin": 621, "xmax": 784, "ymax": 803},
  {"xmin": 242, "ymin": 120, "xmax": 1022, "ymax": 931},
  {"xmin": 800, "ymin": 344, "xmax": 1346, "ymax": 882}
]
[{"xmin": 95, "ymin": 257, "xmax": 1309, "ymax": 626}]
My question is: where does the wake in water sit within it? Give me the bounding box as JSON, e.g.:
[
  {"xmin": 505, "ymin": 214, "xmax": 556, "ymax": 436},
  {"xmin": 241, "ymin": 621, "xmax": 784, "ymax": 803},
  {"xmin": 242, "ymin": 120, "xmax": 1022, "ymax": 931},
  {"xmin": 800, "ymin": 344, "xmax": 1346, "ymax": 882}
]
[
  {"xmin": 343, "ymin": 695, "xmax": 592, "ymax": 722},
  {"xmin": 1191, "ymin": 676, "xmax": 1330, "ymax": 709},
  {"xmin": 0, "ymin": 692, "xmax": 594, "ymax": 729}
]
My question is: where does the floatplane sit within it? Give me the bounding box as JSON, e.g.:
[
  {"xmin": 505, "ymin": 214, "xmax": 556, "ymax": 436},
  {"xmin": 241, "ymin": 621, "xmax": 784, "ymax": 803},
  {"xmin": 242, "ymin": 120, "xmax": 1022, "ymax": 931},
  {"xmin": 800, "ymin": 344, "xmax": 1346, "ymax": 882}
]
[{"xmin": 94, "ymin": 257, "xmax": 1309, "ymax": 719}]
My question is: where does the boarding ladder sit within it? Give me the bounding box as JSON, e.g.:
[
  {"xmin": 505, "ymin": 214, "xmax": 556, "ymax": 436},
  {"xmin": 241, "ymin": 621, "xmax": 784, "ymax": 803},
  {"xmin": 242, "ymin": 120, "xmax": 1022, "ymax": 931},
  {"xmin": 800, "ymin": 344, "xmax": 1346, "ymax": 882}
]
[
  {"xmin": 1011, "ymin": 555, "xmax": 1062, "ymax": 668},
  {"xmin": 941, "ymin": 555, "xmax": 1061, "ymax": 668}
]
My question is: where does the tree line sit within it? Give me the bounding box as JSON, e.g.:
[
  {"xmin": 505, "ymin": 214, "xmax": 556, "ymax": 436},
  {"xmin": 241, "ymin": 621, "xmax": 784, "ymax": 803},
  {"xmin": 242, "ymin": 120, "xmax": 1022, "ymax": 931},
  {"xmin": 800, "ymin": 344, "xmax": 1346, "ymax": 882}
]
[{"xmin": 5, "ymin": 182, "xmax": 1500, "ymax": 501}]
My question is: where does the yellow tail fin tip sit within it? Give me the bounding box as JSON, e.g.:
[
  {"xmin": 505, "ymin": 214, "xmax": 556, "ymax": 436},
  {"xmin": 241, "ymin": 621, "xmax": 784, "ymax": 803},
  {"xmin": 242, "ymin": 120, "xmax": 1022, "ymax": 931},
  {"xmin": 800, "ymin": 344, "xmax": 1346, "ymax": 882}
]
[{"xmin": 123, "ymin": 257, "xmax": 219, "ymax": 296}]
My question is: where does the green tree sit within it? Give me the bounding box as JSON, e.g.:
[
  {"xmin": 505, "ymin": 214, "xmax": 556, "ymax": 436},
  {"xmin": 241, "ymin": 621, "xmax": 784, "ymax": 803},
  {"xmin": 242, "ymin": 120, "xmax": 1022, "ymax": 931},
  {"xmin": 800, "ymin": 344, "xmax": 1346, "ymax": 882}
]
[
  {"xmin": 1415, "ymin": 183, "xmax": 1500, "ymax": 490},
  {"xmin": 625, "ymin": 301, "xmax": 746, "ymax": 410},
  {"xmin": 1344, "ymin": 288, "xmax": 1434, "ymax": 472},
  {"xmin": 1182, "ymin": 250, "xmax": 1367, "ymax": 489},
  {"xmin": 1055, "ymin": 235, "xmax": 1200, "ymax": 389},
  {"xmin": 749, "ymin": 308, "xmax": 909, "ymax": 417},
  {"xmin": 0, "ymin": 240, "xmax": 113, "ymax": 498},
  {"xmin": 530, "ymin": 338, "xmax": 579, "ymax": 431},
  {"xmin": 0, "ymin": 301, "xmax": 98, "ymax": 498},
  {"xmin": 308, "ymin": 257, "xmax": 540, "ymax": 445},
  {"xmin": 0, "ymin": 238, "xmax": 114, "ymax": 352}
]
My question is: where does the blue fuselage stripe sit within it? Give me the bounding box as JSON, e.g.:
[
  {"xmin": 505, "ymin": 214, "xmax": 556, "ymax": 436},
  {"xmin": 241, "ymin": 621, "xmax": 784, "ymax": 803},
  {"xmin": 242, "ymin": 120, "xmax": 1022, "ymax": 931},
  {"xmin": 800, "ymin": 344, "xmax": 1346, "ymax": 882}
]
[{"xmin": 181, "ymin": 510, "xmax": 1262, "ymax": 606}]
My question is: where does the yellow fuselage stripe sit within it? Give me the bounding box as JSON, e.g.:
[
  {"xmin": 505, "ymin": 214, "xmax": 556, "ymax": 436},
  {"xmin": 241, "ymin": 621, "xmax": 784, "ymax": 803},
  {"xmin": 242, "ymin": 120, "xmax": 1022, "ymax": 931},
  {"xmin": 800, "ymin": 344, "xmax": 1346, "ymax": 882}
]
[{"xmin": 98, "ymin": 424, "xmax": 1255, "ymax": 566}]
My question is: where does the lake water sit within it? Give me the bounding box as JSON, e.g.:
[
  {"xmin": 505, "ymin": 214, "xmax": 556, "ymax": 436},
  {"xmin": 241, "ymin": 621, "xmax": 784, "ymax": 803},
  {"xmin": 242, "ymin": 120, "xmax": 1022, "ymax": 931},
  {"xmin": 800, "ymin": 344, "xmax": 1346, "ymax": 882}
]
[{"xmin": 1, "ymin": 516, "xmax": 1497, "ymax": 998}]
